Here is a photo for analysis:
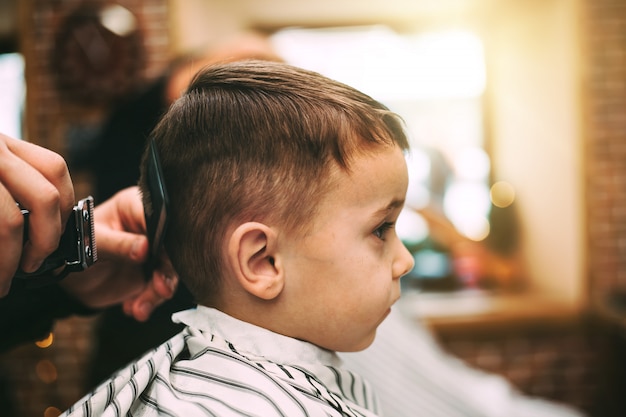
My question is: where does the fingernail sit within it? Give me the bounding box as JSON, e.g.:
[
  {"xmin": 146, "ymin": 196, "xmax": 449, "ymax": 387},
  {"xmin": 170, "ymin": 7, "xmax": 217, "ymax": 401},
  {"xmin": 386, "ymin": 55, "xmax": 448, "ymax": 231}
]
[{"xmin": 131, "ymin": 239, "xmax": 142, "ymax": 261}]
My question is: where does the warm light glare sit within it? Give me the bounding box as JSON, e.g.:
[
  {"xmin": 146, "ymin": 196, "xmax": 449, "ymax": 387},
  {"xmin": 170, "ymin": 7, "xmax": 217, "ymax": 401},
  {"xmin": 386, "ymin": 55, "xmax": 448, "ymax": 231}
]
[
  {"xmin": 272, "ymin": 26, "xmax": 485, "ymax": 101},
  {"xmin": 490, "ymin": 181, "xmax": 516, "ymax": 208},
  {"xmin": 36, "ymin": 359, "xmax": 58, "ymax": 384},
  {"xmin": 35, "ymin": 332, "xmax": 54, "ymax": 348},
  {"xmin": 407, "ymin": 30, "xmax": 486, "ymax": 99}
]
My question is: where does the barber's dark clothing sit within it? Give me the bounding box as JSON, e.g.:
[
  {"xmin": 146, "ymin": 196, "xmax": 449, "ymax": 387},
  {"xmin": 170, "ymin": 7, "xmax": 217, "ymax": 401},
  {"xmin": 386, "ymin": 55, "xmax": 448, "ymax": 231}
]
[
  {"xmin": 88, "ymin": 75, "xmax": 169, "ymax": 203},
  {"xmin": 83, "ymin": 73, "xmax": 196, "ymax": 388},
  {"xmin": 0, "ymin": 281, "xmax": 95, "ymax": 353}
]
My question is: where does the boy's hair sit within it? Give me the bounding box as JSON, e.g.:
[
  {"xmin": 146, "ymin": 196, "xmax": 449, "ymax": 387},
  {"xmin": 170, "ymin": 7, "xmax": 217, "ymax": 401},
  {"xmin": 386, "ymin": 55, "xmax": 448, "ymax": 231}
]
[{"xmin": 139, "ymin": 60, "xmax": 409, "ymax": 303}]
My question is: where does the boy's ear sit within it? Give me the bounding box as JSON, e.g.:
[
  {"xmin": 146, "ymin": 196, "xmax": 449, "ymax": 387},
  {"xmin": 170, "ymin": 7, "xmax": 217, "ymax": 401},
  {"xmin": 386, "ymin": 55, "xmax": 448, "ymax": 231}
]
[{"xmin": 227, "ymin": 222, "xmax": 284, "ymax": 300}]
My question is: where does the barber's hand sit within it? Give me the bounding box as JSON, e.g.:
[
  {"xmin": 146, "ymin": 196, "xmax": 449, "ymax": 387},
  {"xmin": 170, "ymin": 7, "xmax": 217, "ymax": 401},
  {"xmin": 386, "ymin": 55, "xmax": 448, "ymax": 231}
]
[
  {"xmin": 60, "ymin": 186, "xmax": 178, "ymax": 321},
  {"xmin": 0, "ymin": 133, "xmax": 75, "ymax": 296}
]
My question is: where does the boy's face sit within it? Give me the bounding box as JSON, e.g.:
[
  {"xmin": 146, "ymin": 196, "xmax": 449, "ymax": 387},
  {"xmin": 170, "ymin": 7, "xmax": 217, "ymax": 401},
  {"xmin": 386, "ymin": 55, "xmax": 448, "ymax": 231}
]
[{"xmin": 278, "ymin": 144, "xmax": 414, "ymax": 352}]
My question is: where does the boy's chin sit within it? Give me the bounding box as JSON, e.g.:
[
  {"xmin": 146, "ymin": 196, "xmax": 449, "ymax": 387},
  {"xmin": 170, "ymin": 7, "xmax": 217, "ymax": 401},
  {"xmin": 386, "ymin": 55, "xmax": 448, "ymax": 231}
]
[{"xmin": 335, "ymin": 331, "xmax": 378, "ymax": 353}]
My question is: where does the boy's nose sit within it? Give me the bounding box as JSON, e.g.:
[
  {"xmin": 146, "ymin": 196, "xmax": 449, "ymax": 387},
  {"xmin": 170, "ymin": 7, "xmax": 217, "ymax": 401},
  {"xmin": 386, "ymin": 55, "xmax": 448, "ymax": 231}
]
[{"xmin": 393, "ymin": 239, "xmax": 415, "ymax": 280}]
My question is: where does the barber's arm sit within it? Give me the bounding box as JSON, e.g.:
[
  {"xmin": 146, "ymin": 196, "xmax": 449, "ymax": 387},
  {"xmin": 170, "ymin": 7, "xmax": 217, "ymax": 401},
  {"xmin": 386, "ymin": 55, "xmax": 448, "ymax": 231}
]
[{"xmin": 0, "ymin": 133, "xmax": 178, "ymax": 351}]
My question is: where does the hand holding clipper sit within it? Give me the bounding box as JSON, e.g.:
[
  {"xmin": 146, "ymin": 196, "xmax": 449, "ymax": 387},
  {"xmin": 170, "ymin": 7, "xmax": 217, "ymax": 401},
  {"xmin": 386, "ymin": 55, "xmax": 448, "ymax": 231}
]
[{"xmin": 15, "ymin": 196, "xmax": 98, "ymax": 285}]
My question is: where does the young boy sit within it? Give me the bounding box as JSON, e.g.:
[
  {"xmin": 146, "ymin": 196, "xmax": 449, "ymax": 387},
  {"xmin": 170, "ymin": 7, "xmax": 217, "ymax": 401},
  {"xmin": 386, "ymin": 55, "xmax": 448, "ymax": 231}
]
[{"xmin": 62, "ymin": 60, "xmax": 414, "ymax": 417}]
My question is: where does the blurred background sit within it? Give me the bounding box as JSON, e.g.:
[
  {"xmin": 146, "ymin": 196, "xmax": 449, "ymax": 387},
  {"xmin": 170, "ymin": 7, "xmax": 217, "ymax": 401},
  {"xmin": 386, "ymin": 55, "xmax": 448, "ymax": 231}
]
[{"xmin": 0, "ymin": 0, "xmax": 625, "ymax": 416}]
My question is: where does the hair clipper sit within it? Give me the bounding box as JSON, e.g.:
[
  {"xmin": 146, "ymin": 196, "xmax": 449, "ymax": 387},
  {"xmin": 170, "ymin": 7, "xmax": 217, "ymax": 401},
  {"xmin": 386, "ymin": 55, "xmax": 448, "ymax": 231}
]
[{"xmin": 14, "ymin": 196, "xmax": 97, "ymax": 285}]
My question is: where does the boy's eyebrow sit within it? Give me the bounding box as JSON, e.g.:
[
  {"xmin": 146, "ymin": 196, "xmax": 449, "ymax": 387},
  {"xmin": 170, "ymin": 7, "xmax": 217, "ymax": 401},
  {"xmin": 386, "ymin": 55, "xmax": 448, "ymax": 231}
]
[{"xmin": 374, "ymin": 198, "xmax": 405, "ymax": 216}]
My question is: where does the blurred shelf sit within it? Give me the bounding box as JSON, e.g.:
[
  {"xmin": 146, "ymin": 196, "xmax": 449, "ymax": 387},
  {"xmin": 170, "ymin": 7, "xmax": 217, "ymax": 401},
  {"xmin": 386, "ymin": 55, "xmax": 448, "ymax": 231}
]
[{"xmin": 398, "ymin": 289, "xmax": 583, "ymax": 332}]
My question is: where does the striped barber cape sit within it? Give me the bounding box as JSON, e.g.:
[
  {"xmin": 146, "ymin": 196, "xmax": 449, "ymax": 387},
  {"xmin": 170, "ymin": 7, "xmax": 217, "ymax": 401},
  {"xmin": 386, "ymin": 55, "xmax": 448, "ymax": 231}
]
[{"xmin": 61, "ymin": 306, "xmax": 381, "ymax": 417}]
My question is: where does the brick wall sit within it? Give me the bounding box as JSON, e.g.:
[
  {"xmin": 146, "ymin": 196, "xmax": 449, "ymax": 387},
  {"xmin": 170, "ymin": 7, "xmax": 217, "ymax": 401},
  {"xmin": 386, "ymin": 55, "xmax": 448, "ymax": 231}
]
[
  {"xmin": 20, "ymin": 0, "xmax": 171, "ymax": 196},
  {"xmin": 435, "ymin": 316, "xmax": 626, "ymax": 417},
  {"xmin": 582, "ymin": 0, "xmax": 626, "ymax": 314}
]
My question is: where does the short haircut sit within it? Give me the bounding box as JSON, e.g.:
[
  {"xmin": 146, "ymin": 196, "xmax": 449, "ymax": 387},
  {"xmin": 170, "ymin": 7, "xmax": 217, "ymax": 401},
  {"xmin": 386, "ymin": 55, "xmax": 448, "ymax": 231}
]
[{"xmin": 139, "ymin": 60, "xmax": 409, "ymax": 303}]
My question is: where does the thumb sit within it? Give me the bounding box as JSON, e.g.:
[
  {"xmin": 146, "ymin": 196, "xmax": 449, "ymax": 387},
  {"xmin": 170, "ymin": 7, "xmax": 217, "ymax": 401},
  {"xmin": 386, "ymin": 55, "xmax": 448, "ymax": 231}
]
[{"xmin": 96, "ymin": 225, "xmax": 149, "ymax": 264}]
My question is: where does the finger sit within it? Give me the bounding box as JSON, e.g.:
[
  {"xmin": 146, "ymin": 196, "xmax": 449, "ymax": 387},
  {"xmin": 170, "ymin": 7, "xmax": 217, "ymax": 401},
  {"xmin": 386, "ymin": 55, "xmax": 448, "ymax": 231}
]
[
  {"xmin": 92, "ymin": 186, "xmax": 149, "ymax": 263},
  {"xmin": 151, "ymin": 269, "xmax": 179, "ymax": 300},
  {"xmin": 123, "ymin": 270, "xmax": 178, "ymax": 321},
  {"xmin": 95, "ymin": 223, "xmax": 149, "ymax": 264},
  {"xmin": 0, "ymin": 182, "xmax": 24, "ymax": 295},
  {"xmin": 111, "ymin": 186, "xmax": 147, "ymax": 235},
  {"xmin": 3, "ymin": 135, "xmax": 75, "ymax": 223}
]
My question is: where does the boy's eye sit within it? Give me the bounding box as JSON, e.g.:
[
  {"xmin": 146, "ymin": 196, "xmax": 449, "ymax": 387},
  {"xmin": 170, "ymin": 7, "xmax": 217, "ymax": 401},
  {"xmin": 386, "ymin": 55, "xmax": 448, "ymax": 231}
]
[{"xmin": 373, "ymin": 222, "xmax": 394, "ymax": 240}]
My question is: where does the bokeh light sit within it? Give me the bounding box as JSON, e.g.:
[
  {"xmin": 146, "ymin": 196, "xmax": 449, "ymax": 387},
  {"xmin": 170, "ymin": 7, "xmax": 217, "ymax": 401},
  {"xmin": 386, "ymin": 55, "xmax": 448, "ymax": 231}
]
[
  {"xmin": 490, "ymin": 181, "xmax": 516, "ymax": 208},
  {"xmin": 35, "ymin": 332, "xmax": 54, "ymax": 348},
  {"xmin": 44, "ymin": 406, "xmax": 62, "ymax": 417},
  {"xmin": 35, "ymin": 359, "xmax": 58, "ymax": 384}
]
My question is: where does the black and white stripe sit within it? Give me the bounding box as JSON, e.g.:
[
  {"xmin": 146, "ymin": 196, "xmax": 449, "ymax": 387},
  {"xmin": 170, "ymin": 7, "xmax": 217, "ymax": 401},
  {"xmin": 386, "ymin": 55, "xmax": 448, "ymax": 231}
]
[{"xmin": 61, "ymin": 307, "xmax": 382, "ymax": 417}]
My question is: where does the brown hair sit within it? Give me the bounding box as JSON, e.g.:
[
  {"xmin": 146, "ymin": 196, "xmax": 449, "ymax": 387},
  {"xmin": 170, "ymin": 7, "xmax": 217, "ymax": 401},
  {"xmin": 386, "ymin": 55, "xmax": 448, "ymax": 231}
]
[{"xmin": 139, "ymin": 60, "xmax": 409, "ymax": 302}]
